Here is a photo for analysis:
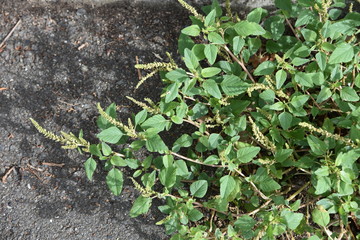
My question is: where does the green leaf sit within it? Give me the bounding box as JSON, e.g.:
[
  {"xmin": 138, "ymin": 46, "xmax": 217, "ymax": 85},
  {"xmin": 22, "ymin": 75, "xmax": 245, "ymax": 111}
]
[
  {"xmin": 316, "ymin": 87, "xmax": 332, "ymax": 103},
  {"xmin": 232, "ymin": 36, "xmax": 245, "ymax": 55},
  {"xmin": 275, "ymin": 70, "xmax": 287, "ymax": 89},
  {"xmin": 259, "ymin": 89, "xmax": 275, "ymax": 103},
  {"xmin": 130, "ymin": 196, "xmax": 152, "ymax": 217},
  {"xmin": 203, "ymin": 79, "xmax": 222, "ymax": 99},
  {"xmin": 184, "ymin": 48, "xmax": 199, "ymax": 71},
  {"xmin": 220, "ymin": 175, "xmax": 236, "ymax": 199},
  {"xmin": 142, "ymin": 170, "xmax": 156, "ymax": 188},
  {"xmin": 192, "ymin": 44, "xmax": 205, "ymax": 60},
  {"xmin": 97, "ymin": 126, "xmax": 123, "ymax": 144},
  {"xmin": 308, "ymin": 236, "xmax": 321, "ymax": 240},
  {"xmin": 208, "ymin": 32, "xmax": 225, "ymax": 44},
  {"xmin": 259, "ymin": 178, "xmax": 281, "ymax": 192},
  {"xmin": 328, "ymin": 43, "xmax": 354, "ymax": 64},
  {"xmin": 234, "ymin": 20, "xmax": 266, "ymax": 37},
  {"xmin": 181, "ymin": 25, "xmax": 201, "ymax": 37},
  {"xmin": 146, "ymin": 134, "xmax": 168, "ymax": 153},
  {"xmin": 278, "ymin": 112, "xmax": 293, "ymax": 130},
  {"xmin": 329, "ymin": 8, "xmax": 342, "ymax": 20},
  {"xmin": 294, "ymin": 72, "xmax": 313, "ymax": 87},
  {"xmin": 275, "ymin": 0, "xmax": 292, "ymax": 12},
  {"xmin": 290, "ymin": 95, "xmax": 309, "ymax": 109},
  {"xmin": 110, "ymin": 155, "xmax": 127, "ymax": 167},
  {"xmin": 89, "ymin": 144, "xmax": 102, "ymax": 157},
  {"xmin": 172, "ymin": 134, "xmax": 193, "ymax": 152},
  {"xmin": 208, "ymin": 133, "xmax": 222, "ymax": 149},
  {"xmin": 246, "ymin": 8, "xmax": 268, "ymax": 23},
  {"xmin": 101, "ymin": 142, "xmax": 112, "ymax": 156},
  {"xmin": 188, "ymin": 209, "xmax": 203, "ymax": 222},
  {"xmin": 237, "ymin": 146, "xmax": 260, "ymax": 163},
  {"xmin": 291, "ymin": 57, "xmax": 310, "ymax": 66},
  {"xmin": 135, "ymin": 109, "xmax": 147, "ymax": 125},
  {"xmin": 301, "ymin": 28, "xmax": 317, "ymax": 42},
  {"xmin": 315, "ymin": 52, "xmax": 327, "ymax": 71},
  {"xmin": 165, "ymin": 83, "xmax": 179, "ymax": 103},
  {"xmin": 190, "ymin": 180, "xmax": 208, "ymax": 198},
  {"xmin": 159, "ymin": 165, "xmax": 177, "ymax": 188},
  {"xmin": 141, "ymin": 115, "xmax": 168, "ymax": 132},
  {"xmin": 234, "ymin": 215, "xmax": 256, "ymax": 229},
  {"xmin": 307, "ymin": 135, "xmax": 327, "ymax": 156},
  {"xmin": 338, "ymin": 181, "xmax": 354, "ymax": 196},
  {"xmin": 175, "ymin": 160, "xmax": 189, "ymax": 176},
  {"xmin": 204, "ymin": 155, "xmax": 220, "ymax": 164},
  {"xmin": 106, "ymin": 168, "xmax": 123, "ymax": 195},
  {"xmin": 204, "ymin": 44, "xmax": 218, "ymax": 65},
  {"xmin": 162, "ymin": 155, "xmax": 174, "ymax": 168},
  {"xmin": 275, "ymin": 149, "xmax": 293, "ymax": 163},
  {"xmin": 166, "ymin": 68, "xmax": 189, "ymax": 83},
  {"xmin": 315, "ymin": 176, "xmax": 332, "ymax": 195},
  {"xmin": 312, "ymin": 206, "xmax": 330, "ymax": 227},
  {"xmin": 335, "ymin": 150, "xmax": 360, "ymax": 167},
  {"xmin": 281, "ymin": 209, "xmax": 303, "ymax": 230},
  {"xmin": 178, "ymin": 33, "xmax": 194, "ymax": 57},
  {"xmin": 268, "ymin": 102, "xmax": 285, "ymax": 111},
  {"xmin": 191, "ymin": 103, "xmax": 208, "ymax": 120},
  {"xmin": 234, "ymin": 215, "xmax": 256, "ymax": 238},
  {"xmin": 221, "ymin": 75, "xmax": 249, "ymax": 96},
  {"xmin": 97, "ymin": 103, "xmax": 117, "ymax": 130},
  {"xmin": 205, "ymin": 9, "xmax": 216, "ymax": 27},
  {"xmin": 312, "ymin": 72, "xmax": 325, "ymax": 86},
  {"xmin": 354, "ymin": 74, "xmax": 360, "ymax": 89},
  {"xmin": 201, "ymin": 67, "xmax": 221, "ymax": 78},
  {"xmin": 264, "ymin": 15, "xmax": 285, "ymax": 40},
  {"xmin": 253, "ymin": 61, "xmax": 276, "ymax": 76},
  {"xmin": 84, "ymin": 157, "xmax": 97, "ymax": 180},
  {"xmin": 340, "ymin": 87, "xmax": 359, "ymax": 102},
  {"xmin": 295, "ymin": 10, "xmax": 316, "ymax": 27}
]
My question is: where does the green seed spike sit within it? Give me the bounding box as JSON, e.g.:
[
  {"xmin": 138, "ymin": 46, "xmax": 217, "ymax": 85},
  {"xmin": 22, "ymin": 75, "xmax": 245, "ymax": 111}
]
[
  {"xmin": 136, "ymin": 70, "xmax": 158, "ymax": 89},
  {"xmin": 96, "ymin": 103, "xmax": 137, "ymax": 138},
  {"xmin": 126, "ymin": 96, "xmax": 160, "ymax": 115},
  {"xmin": 30, "ymin": 118, "xmax": 66, "ymax": 143},
  {"xmin": 225, "ymin": 0, "xmax": 233, "ymax": 18},
  {"xmin": 135, "ymin": 62, "xmax": 176, "ymax": 71},
  {"xmin": 299, "ymin": 122, "xmax": 357, "ymax": 148},
  {"xmin": 248, "ymin": 116, "xmax": 276, "ymax": 153},
  {"xmin": 177, "ymin": 0, "xmax": 204, "ymax": 20}
]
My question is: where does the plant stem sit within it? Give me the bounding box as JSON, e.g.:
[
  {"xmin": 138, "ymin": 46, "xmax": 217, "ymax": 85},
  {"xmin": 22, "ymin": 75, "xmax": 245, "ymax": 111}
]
[
  {"xmin": 223, "ymin": 45, "xmax": 256, "ymax": 83},
  {"xmin": 233, "ymin": 168, "xmax": 270, "ymax": 200},
  {"xmin": 286, "ymin": 181, "xmax": 310, "ymax": 201},
  {"xmin": 284, "ymin": 16, "xmax": 301, "ymax": 41},
  {"xmin": 170, "ymin": 151, "xmax": 224, "ymax": 168},
  {"xmin": 183, "ymin": 119, "xmax": 210, "ymax": 135},
  {"xmin": 247, "ymin": 199, "xmax": 272, "ymax": 216}
]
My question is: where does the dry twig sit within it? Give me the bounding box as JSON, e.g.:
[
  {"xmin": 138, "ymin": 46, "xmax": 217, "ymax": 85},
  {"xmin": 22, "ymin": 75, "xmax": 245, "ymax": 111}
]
[
  {"xmin": 41, "ymin": 162, "xmax": 65, "ymax": 167},
  {"xmin": 1, "ymin": 166, "xmax": 15, "ymax": 183},
  {"xmin": 0, "ymin": 19, "xmax": 22, "ymax": 49}
]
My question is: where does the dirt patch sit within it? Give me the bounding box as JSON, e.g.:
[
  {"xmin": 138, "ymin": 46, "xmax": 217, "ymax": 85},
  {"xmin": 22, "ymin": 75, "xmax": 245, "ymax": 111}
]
[{"xmin": 0, "ymin": 1, "xmax": 193, "ymax": 239}]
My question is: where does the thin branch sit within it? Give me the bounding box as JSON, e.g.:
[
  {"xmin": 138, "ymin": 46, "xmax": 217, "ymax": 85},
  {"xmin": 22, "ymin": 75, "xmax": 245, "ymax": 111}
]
[
  {"xmin": 233, "ymin": 168, "xmax": 270, "ymax": 200},
  {"xmin": 183, "ymin": 119, "xmax": 210, "ymax": 135},
  {"xmin": 223, "ymin": 45, "xmax": 256, "ymax": 83},
  {"xmin": 1, "ymin": 166, "xmax": 15, "ymax": 183},
  {"xmin": 287, "ymin": 181, "xmax": 310, "ymax": 201},
  {"xmin": 170, "ymin": 151, "xmax": 224, "ymax": 168},
  {"xmin": 247, "ymin": 199, "xmax": 272, "ymax": 216},
  {"xmin": 0, "ymin": 19, "xmax": 22, "ymax": 49},
  {"xmin": 284, "ymin": 16, "xmax": 301, "ymax": 41}
]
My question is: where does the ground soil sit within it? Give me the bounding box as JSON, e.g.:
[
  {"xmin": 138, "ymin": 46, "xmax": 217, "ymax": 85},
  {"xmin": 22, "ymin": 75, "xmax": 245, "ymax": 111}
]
[{"xmin": 0, "ymin": 1, "xmax": 194, "ymax": 239}]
